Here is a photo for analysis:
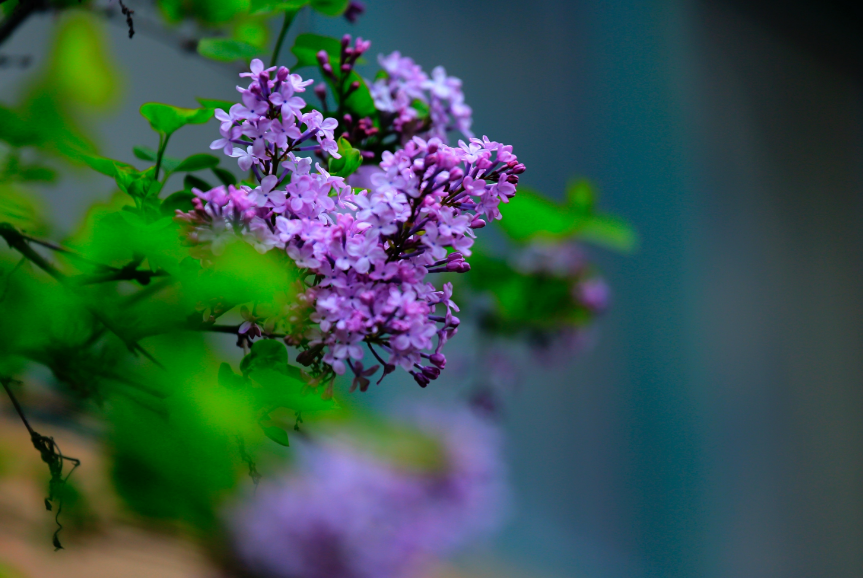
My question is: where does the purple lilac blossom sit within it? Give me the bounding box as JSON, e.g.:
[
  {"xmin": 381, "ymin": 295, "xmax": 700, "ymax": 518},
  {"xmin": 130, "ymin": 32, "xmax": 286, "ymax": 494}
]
[
  {"xmin": 371, "ymin": 51, "xmax": 473, "ymax": 142},
  {"xmin": 228, "ymin": 407, "xmax": 508, "ymax": 578},
  {"xmin": 177, "ymin": 57, "xmax": 524, "ymax": 390}
]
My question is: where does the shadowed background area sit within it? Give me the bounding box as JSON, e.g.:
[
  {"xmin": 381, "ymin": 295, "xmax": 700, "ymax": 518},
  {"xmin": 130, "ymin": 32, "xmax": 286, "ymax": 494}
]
[{"xmin": 1, "ymin": 0, "xmax": 862, "ymax": 577}]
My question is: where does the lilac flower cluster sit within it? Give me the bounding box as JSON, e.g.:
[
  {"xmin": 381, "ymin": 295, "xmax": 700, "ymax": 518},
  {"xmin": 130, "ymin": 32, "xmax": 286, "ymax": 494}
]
[
  {"xmin": 228, "ymin": 407, "xmax": 508, "ymax": 578},
  {"xmin": 371, "ymin": 51, "xmax": 473, "ymax": 142},
  {"xmin": 177, "ymin": 56, "xmax": 524, "ymax": 391}
]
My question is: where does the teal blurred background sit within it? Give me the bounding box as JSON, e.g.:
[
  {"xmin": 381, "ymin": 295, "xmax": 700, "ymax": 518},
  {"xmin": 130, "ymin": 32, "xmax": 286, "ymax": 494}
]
[{"xmin": 3, "ymin": 1, "xmax": 862, "ymax": 577}]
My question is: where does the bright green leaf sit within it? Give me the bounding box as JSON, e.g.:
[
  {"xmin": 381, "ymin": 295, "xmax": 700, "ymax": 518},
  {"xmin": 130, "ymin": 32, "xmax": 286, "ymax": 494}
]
[
  {"xmin": 191, "ymin": 0, "xmax": 251, "ymax": 24},
  {"xmin": 328, "ymin": 137, "xmax": 362, "ymax": 178},
  {"xmin": 196, "ymin": 97, "xmax": 236, "ymax": 111},
  {"xmin": 140, "ymin": 103, "xmax": 214, "ymax": 137}
]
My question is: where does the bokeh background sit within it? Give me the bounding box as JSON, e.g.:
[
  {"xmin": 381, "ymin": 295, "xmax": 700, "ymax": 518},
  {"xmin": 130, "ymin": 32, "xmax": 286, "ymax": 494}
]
[{"xmin": 2, "ymin": 1, "xmax": 862, "ymax": 577}]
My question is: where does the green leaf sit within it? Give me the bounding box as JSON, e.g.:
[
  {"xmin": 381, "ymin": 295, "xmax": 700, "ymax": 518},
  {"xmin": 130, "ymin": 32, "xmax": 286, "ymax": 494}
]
[
  {"xmin": 212, "ymin": 167, "xmax": 237, "ymax": 186},
  {"xmin": 261, "ymin": 425, "xmax": 290, "ymax": 446},
  {"xmin": 291, "ymin": 33, "xmax": 341, "ymax": 69},
  {"xmin": 310, "ymin": 0, "xmax": 348, "ymax": 16},
  {"xmin": 240, "ymin": 339, "xmax": 288, "ymax": 376},
  {"xmin": 249, "ymin": 0, "xmax": 308, "ymax": 14},
  {"xmin": 134, "ymin": 146, "xmax": 180, "ymax": 173},
  {"xmin": 578, "ymin": 215, "xmax": 639, "ymax": 252},
  {"xmin": 132, "ymin": 146, "xmax": 157, "ymax": 162},
  {"xmin": 82, "ymin": 155, "xmax": 136, "ymax": 179},
  {"xmin": 411, "ymin": 99, "xmax": 430, "ymax": 120},
  {"xmin": 195, "ymin": 97, "xmax": 236, "ymax": 111},
  {"xmin": 17, "ymin": 165, "xmax": 57, "ymax": 183},
  {"xmin": 140, "ymin": 103, "xmax": 214, "ymax": 137},
  {"xmin": 566, "ymin": 179, "xmax": 595, "ymax": 213},
  {"xmin": 160, "ymin": 191, "xmax": 196, "ymax": 216},
  {"xmin": 197, "ymin": 38, "xmax": 261, "ymax": 63},
  {"xmin": 328, "ymin": 137, "xmax": 362, "ymax": 178},
  {"xmin": 191, "ymin": 0, "xmax": 252, "ymax": 24},
  {"xmin": 217, "ymin": 362, "xmax": 247, "ymax": 390},
  {"xmin": 341, "ymin": 72, "xmax": 376, "ymax": 117},
  {"xmin": 497, "ymin": 187, "xmax": 584, "ymax": 241},
  {"xmin": 173, "ymin": 153, "xmax": 220, "ymax": 173},
  {"xmin": 184, "ymin": 174, "xmax": 213, "ymax": 191},
  {"xmin": 250, "ymin": 368, "xmax": 336, "ymax": 412}
]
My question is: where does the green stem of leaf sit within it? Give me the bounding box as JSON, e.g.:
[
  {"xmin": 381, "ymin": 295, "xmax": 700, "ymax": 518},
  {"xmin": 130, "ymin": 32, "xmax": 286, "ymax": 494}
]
[
  {"xmin": 154, "ymin": 133, "xmax": 171, "ymax": 182},
  {"xmin": 271, "ymin": 9, "xmax": 298, "ymax": 68}
]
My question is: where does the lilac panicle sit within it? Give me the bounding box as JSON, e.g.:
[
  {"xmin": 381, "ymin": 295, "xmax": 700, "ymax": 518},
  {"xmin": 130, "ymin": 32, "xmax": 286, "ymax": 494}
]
[
  {"xmin": 227, "ymin": 407, "xmax": 509, "ymax": 578},
  {"xmin": 177, "ymin": 57, "xmax": 523, "ymax": 390},
  {"xmin": 371, "ymin": 51, "xmax": 473, "ymax": 142}
]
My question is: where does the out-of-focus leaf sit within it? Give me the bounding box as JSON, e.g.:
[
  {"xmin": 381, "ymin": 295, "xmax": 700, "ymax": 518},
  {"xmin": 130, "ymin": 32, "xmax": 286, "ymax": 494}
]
[
  {"xmin": 218, "ymin": 362, "xmax": 247, "ymax": 389},
  {"xmin": 328, "ymin": 137, "xmax": 361, "ymax": 177},
  {"xmin": 498, "ymin": 187, "xmax": 582, "ymax": 240},
  {"xmin": 156, "ymin": 0, "xmax": 185, "ymax": 22},
  {"xmin": 250, "ymin": 0, "xmax": 309, "ymax": 15},
  {"xmin": 498, "ymin": 184, "xmax": 637, "ymax": 252},
  {"xmin": 160, "ymin": 191, "xmax": 196, "ymax": 216},
  {"xmin": 197, "ymin": 38, "xmax": 260, "ymax": 62},
  {"xmin": 16, "ymin": 165, "xmax": 57, "ymax": 183},
  {"xmin": 212, "ymin": 167, "xmax": 237, "ymax": 186},
  {"xmin": 291, "ymin": 33, "xmax": 341, "ymax": 69},
  {"xmin": 140, "ymin": 103, "xmax": 213, "ymax": 137},
  {"xmin": 261, "ymin": 425, "xmax": 290, "ymax": 446},
  {"xmin": 191, "ymin": 0, "xmax": 251, "ymax": 24},
  {"xmin": 49, "ymin": 12, "xmax": 121, "ymax": 108},
  {"xmin": 173, "ymin": 153, "xmax": 220, "ymax": 173},
  {"xmin": 250, "ymin": 368, "xmax": 337, "ymax": 412},
  {"xmin": 578, "ymin": 215, "xmax": 639, "ymax": 252},
  {"xmin": 310, "ymin": 0, "xmax": 348, "ymax": 16},
  {"xmin": 232, "ymin": 16, "xmax": 269, "ymax": 50},
  {"xmin": 196, "ymin": 97, "xmax": 236, "ymax": 111},
  {"xmin": 0, "ymin": 183, "xmax": 47, "ymax": 235},
  {"xmin": 240, "ymin": 339, "xmax": 288, "ymax": 376},
  {"xmin": 184, "ymin": 174, "xmax": 213, "ymax": 191}
]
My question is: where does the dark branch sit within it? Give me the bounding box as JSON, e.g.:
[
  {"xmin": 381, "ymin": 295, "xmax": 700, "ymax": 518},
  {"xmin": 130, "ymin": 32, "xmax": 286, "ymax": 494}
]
[{"xmin": 0, "ymin": 0, "xmax": 48, "ymax": 48}]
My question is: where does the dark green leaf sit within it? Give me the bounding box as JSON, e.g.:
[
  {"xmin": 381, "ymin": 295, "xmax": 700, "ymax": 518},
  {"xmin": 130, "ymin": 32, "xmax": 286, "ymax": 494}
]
[
  {"xmin": 212, "ymin": 167, "xmax": 237, "ymax": 186},
  {"xmin": 140, "ymin": 103, "xmax": 214, "ymax": 137},
  {"xmin": 160, "ymin": 191, "xmax": 196, "ymax": 216},
  {"xmin": 291, "ymin": 33, "xmax": 341, "ymax": 69},
  {"xmin": 240, "ymin": 339, "xmax": 288, "ymax": 376},
  {"xmin": 310, "ymin": 0, "xmax": 348, "ymax": 16},
  {"xmin": 184, "ymin": 174, "xmax": 214, "ymax": 191},
  {"xmin": 328, "ymin": 137, "xmax": 362, "ymax": 177},
  {"xmin": 197, "ymin": 38, "xmax": 261, "ymax": 63},
  {"xmin": 261, "ymin": 425, "xmax": 290, "ymax": 446},
  {"xmin": 18, "ymin": 165, "xmax": 57, "ymax": 182},
  {"xmin": 173, "ymin": 153, "xmax": 220, "ymax": 173}
]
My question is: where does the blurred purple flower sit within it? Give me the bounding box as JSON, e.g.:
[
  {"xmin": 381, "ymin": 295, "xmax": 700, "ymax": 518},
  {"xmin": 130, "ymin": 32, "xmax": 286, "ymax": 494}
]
[{"xmin": 228, "ymin": 407, "xmax": 508, "ymax": 578}]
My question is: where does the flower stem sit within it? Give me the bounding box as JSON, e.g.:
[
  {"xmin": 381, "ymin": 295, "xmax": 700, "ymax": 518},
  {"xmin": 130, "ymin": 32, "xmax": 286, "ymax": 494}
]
[{"xmin": 270, "ymin": 9, "xmax": 298, "ymax": 68}]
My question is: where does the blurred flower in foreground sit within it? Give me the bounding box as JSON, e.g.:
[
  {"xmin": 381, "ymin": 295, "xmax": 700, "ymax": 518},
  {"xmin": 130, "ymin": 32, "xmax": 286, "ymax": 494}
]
[{"xmin": 228, "ymin": 407, "xmax": 508, "ymax": 578}]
